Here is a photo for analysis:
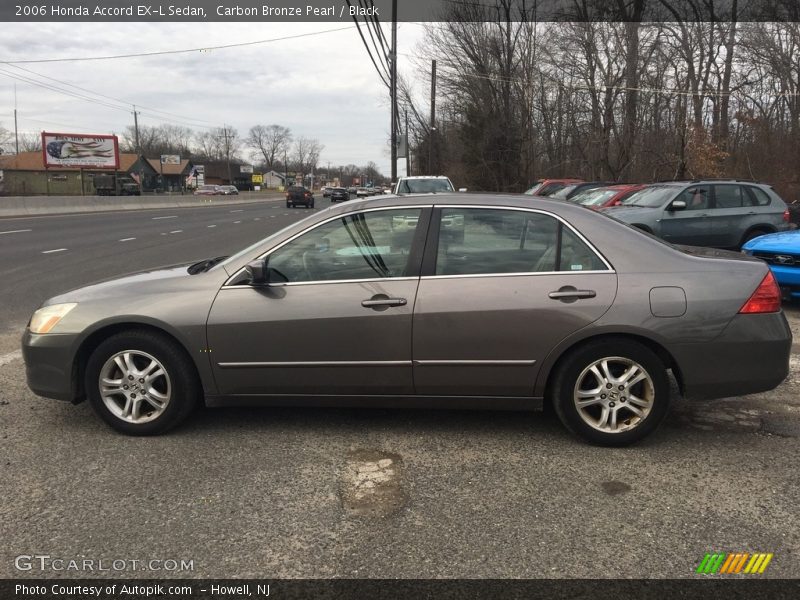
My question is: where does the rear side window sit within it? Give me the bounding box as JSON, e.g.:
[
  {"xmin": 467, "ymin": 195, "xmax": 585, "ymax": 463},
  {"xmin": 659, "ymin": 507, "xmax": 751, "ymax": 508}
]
[
  {"xmin": 746, "ymin": 187, "xmax": 772, "ymax": 206},
  {"xmin": 713, "ymin": 185, "xmax": 747, "ymax": 208},
  {"xmin": 434, "ymin": 208, "xmax": 607, "ymax": 276}
]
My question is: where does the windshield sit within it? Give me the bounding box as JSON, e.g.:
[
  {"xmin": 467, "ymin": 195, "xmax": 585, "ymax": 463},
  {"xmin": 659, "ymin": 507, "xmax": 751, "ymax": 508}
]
[
  {"xmin": 620, "ymin": 185, "xmax": 677, "ymax": 207},
  {"xmin": 551, "ymin": 185, "xmax": 577, "ymax": 199},
  {"xmin": 573, "ymin": 188, "xmax": 618, "ymax": 206},
  {"xmin": 399, "ymin": 178, "xmax": 454, "ymax": 193}
]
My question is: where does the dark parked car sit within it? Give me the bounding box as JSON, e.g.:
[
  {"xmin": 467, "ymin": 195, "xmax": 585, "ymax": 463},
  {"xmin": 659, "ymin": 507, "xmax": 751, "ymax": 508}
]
[
  {"xmin": 525, "ymin": 179, "xmax": 584, "ymax": 197},
  {"xmin": 23, "ymin": 195, "xmax": 791, "ymax": 446},
  {"xmin": 218, "ymin": 185, "xmax": 239, "ymax": 195},
  {"xmin": 569, "ymin": 184, "xmax": 647, "ymax": 210},
  {"xmin": 550, "ymin": 182, "xmax": 613, "ymax": 201},
  {"xmin": 285, "ymin": 185, "xmax": 315, "ymax": 208},
  {"xmin": 330, "ymin": 187, "xmax": 350, "ymax": 203},
  {"xmin": 603, "ymin": 181, "xmax": 792, "ymax": 248}
]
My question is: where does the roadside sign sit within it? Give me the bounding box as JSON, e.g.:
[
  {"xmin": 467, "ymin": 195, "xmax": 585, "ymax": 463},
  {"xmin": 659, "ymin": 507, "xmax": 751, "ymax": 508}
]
[
  {"xmin": 252, "ymin": 174, "xmax": 263, "ymax": 184},
  {"xmin": 161, "ymin": 155, "xmax": 180, "ymax": 165},
  {"xmin": 42, "ymin": 132, "xmax": 119, "ymax": 169},
  {"xmin": 240, "ymin": 165, "xmax": 254, "ymax": 174}
]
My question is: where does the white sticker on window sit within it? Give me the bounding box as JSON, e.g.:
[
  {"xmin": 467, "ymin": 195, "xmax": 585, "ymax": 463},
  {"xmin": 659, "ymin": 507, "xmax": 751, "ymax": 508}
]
[{"xmin": 571, "ymin": 264, "xmax": 583, "ymax": 270}]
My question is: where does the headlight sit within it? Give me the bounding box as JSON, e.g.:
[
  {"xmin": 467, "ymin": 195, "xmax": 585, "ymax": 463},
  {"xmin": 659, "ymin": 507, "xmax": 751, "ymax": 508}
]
[{"xmin": 29, "ymin": 303, "xmax": 77, "ymax": 334}]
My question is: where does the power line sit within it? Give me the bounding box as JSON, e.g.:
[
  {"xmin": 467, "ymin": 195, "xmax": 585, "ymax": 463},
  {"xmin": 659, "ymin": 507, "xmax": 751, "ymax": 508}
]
[
  {"xmin": 348, "ymin": 0, "xmax": 389, "ymax": 88},
  {"xmin": 1, "ymin": 26, "xmax": 355, "ymax": 64}
]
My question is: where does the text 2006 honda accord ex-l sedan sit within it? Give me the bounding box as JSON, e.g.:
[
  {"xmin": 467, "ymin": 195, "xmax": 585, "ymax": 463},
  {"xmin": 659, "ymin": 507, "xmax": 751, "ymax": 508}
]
[{"xmin": 22, "ymin": 194, "xmax": 792, "ymax": 445}]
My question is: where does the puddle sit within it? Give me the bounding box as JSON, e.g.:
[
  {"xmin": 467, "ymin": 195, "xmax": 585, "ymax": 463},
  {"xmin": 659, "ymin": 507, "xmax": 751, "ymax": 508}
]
[
  {"xmin": 341, "ymin": 449, "xmax": 405, "ymax": 517},
  {"xmin": 600, "ymin": 481, "xmax": 631, "ymax": 496}
]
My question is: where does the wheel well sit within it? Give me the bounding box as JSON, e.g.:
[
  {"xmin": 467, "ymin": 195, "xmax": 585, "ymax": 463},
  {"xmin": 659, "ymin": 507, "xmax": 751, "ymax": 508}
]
[
  {"xmin": 741, "ymin": 225, "xmax": 776, "ymax": 243},
  {"xmin": 542, "ymin": 333, "xmax": 684, "ymax": 405},
  {"xmin": 72, "ymin": 323, "xmax": 202, "ymax": 403}
]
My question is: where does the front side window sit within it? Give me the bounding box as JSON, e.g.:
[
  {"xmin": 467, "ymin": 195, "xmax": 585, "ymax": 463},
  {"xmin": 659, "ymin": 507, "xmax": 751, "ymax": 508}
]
[
  {"xmin": 676, "ymin": 185, "xmax": 711, "ymax": 211},
  {"xmin": 434, "ymin": 208, "xmax": 606, "ymax": 276},
  {"xmin": 267, "ymin": 209, "xmax": 423, "ymax": 283}
]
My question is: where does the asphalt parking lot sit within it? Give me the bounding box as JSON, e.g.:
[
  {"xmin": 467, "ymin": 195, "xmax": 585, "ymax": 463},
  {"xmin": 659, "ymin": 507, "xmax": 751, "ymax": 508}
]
[{"xmin": 1, "ymin": 199, "xmax": 799, "ymax": 579}]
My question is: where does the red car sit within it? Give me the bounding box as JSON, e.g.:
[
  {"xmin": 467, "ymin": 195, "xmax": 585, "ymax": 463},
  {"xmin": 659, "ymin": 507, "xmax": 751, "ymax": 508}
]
[
  {"xmin": 568, "ymin": 184, "xmax": 647, "ymax": 210},
  {"xmin": 525, "ymin": 178, "xmax": 583, "ymax": 197}
]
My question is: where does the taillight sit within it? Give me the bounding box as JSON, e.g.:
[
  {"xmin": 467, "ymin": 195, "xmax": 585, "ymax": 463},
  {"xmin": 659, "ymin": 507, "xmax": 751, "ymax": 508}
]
[
  {"xmin": 783, "ymin": 209, "xmax": 790, "ymax": 223},
  {"xmin": 739, "ymin": 271, "xmax": 781, "ymax": 314},
  {"xmin": 285, "ymin": 192, "xmax": 290, "ymax": 199}
]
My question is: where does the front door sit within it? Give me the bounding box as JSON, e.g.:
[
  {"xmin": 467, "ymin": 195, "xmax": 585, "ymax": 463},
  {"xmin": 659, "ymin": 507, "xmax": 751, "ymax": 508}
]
[
  {"xmin": 207, "ymin": 207, "xmax": 430, "ymax": 397},
  {"xmin": 660, "ymin": 184, "xmax": 712, "ymax": 245},
  {"xmin": 412, "ymin": 207, "xmax": 617, "ymax": 397}
]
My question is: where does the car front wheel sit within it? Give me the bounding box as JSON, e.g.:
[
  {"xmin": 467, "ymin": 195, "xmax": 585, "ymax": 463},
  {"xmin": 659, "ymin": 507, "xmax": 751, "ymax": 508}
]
[
  {"xmin": 551, "ymin": 338, "xmax": 670, "ymax": 446},
  {"xmin": 85, "ymin": 330, "xmax": 199, "ymax": 435}
]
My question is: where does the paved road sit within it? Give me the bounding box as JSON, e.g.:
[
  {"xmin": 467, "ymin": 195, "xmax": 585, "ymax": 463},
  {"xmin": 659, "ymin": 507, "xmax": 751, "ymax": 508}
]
[{"xmin": 0, "ymin": 199, "xmax": 799, "ymax": 579}]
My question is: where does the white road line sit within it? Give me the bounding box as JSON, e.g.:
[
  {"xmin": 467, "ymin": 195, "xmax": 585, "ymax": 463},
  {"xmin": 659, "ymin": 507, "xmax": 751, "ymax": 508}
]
[
  {"xmin": 0, "ymin": 350, "xmax": 23, "ymax": 367},
  {"xmin": 119, "ymin": 237, "xmax": 136, "ymax": 242},
  {"xmin": 230, "ymin": 209, "xmax": 244, "ymax": 213},
  {"xmin": 0, "ymin": 229, "xmax": 32, "ymax": 235},
  {"xmin": 233, "ymin": 221, "xmax": 241, "ymax": 224},
  {"xmin": 207, "ymin": 224, "xmax": 217, "ymax": 228},
  {"xmin": 254, "ymin": 218, "xmax": 261, "ymax": 221},
  {"xmin": 170, "ymin": 230, "xmax": 183, "ymax": 234},
  {"xmin": 152, "ymin": 215, "xmax": 178, "ymax": 220},
  {"xmin": 42, "ymin": 248, "xmax": 67, "ymax": 254}
]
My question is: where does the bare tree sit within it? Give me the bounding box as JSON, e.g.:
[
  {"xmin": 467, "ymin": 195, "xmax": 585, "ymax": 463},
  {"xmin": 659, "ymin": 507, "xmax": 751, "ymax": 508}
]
[
  {"xmin": 18, "ymin": 133, "xmax": 42, "ymax": 152},
  {"xmin": 0, "ymin": 123, "xmax": 14, "ymax": 154},
  {"xmin": 293, "ymin": 136, "xmax": 324, "ymax": 179},
  {"xmin": 247, "ymin": 125, "xmax": 292, "ymax": 170}
]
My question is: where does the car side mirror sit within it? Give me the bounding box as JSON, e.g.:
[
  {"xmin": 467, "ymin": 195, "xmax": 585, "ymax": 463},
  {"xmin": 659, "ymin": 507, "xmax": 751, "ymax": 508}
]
[
  {"xmin": 245, "ymin": 258, "xmax": 268, "ymax": 285},
  {"xmin": 458, "ymin": 188, "xmax": 468, "ymax": 192},
  {"xmin": 669, "ymin": 200, "xmax": 687, "ymax": 211}
]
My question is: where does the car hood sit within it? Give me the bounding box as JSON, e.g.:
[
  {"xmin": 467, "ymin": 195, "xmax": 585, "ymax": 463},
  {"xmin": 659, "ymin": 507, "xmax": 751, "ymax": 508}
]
[
  {"xmin": 600, "ymin": 205, "xmax": 656, "ymax": 220},
  {"xmin": 47, "ymin": 263, "xmax": 201, "ymax": 305},
  {"xmin": 742, "ymin": 229, "xmax": 800, "ymax": 252}
]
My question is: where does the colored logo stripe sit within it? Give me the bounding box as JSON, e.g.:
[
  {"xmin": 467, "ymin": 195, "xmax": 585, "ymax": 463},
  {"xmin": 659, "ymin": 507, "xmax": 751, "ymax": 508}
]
[{"xmin": 697, "ymin": 552, "xmax": 773, "ymax": 574}]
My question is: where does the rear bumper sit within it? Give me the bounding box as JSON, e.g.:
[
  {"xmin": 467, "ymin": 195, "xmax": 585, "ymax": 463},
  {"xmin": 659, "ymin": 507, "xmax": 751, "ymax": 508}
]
[
  {"xmin": 21, "ymin": 330, "xmax": 80, "ymax": 402},
  {"xmin": 671, "ymin": 312, "xmax": 792, "ymax": 400},
  {"xmin": 768, "ymin": 265, "xmax": 800, "ymax": 299}
]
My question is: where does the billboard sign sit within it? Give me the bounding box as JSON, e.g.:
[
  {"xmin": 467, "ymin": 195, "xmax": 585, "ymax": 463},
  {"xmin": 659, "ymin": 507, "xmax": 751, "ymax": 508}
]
[
  {"xmin": 240, "ymin": 165, "xmax": 254, "ymax": 174},
  {"xmin": 41, "ymin": 132, "xmax": 119, "ymax": 169},
  {"xmin": 161, "ymin": 154, "xmax": 181, "ymax": 165}
]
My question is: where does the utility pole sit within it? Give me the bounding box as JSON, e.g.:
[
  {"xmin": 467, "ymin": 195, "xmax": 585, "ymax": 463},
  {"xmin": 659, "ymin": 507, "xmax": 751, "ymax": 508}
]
[
  {"xmin": 429, "ymin": 59, "xmax": 436, "ymax": 175},
  {"xmin": 132, "ymin": 105, "xmax": 140, "ymax": 153},
  {"xmin": 405, "ymin": 108, "xmax": 410, "ymax": 176},
  {"xmin": 223, "ymin": 125, "xmax": 232, "ymax": 185},
  {"xmin": 284, "ymin": 149, "xmax": 288, "ymax": 189},
  {"xmin": 390, "ymin": 0, "xmax": 398, "ymax": 183},
  {"xmin": 13, "ymin": 84, "xmax": 19, "ymax": 155}
]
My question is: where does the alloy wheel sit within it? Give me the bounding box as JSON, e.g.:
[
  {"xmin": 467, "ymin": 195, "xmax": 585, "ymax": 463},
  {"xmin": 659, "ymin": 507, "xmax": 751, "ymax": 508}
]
[{"xmin": 98, "ymin": 350, "xmax": 172, "ymax": 424}]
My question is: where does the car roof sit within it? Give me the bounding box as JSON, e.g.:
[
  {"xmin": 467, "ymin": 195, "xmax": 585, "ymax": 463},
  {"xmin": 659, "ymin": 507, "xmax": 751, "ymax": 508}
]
[{"xmin": 398, "ymin": 175, "xmax": 451, "ymax": 180}]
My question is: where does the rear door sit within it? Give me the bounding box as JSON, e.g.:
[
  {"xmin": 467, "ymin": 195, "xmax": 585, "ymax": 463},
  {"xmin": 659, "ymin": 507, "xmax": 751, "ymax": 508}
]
[
  {"xmin": 412, "ymin": 206, "xmax": 617, "ymax": 397},
  {"xmin": 708, "ymin": 184, "xmax": 750, "ymax": 248}
]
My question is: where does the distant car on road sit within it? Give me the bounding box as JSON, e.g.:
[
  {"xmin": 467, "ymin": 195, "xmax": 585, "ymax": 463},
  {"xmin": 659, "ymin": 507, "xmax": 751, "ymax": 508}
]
[
  {"xmin": 322, "ymin": 187, "xmax": 333, "ymax": 197},
  {"xmin": 525, "ymin": 178, "xmax": 583, "ymax": 197},
  {"xmin": 356, "ymin": 187, "xmax": 371, "ymax": 198},
  {"xmin": 603, "ymin": 181, "xmax": 792, "ymax": 248},
  {"xmin": 742, "ymin": 229, "xmax": 800, "ymax": 301},
  {"xmin": 569, "ymin": 184, "xmax": 646, "ymax": 210},
  {"xmin": 285, "ymin": 185, "xmax": 315, "ymax": 208},
  {"xmin": 22, "ymin": 193, "xmax": 791, "ymax": 445},
  {"xmin": 218, "ymin": 185, "xmax": 239, "ymax": 196},
  {"xmin": 193, "ymin": 185, "xmax": 222, "ymax": 196},
  {"xmin": 394, "ymin": 176, "xmax": 458, "ymax": 194},
  {"xmin": 330, "ymin": 187, "xmax": 350, "ymax": 203}
]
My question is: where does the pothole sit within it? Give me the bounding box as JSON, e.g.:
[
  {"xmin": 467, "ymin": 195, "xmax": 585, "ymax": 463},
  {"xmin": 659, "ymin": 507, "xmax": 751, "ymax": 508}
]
[
  {"xmin": 341, "ymin": 449, "xmax": 405, "ymax": 517},
  {"xmin": 672, "ymin": 404, "xmax": 762, "ymax": 432}
]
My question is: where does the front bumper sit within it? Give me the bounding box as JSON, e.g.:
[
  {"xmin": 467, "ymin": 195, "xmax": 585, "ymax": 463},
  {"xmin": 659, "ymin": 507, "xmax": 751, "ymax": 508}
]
[
  {"xmin": 21, "ymin": 330, "xmax": 81, "ymax": 402},
  {"xmin": 670, "ymin": 312, "xmax": 792, "ymax": 400},
  {"xmin": 768, "ymin": 265, "xmax": 800, "ymax": 299}
]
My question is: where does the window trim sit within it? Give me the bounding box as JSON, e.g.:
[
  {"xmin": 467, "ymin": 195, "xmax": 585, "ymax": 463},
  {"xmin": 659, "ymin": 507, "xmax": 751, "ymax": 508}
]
[
  {"xmin": 223, "ymin": 204, "xmax": 434, "ymax": 288},
  {"xmin": 421, "ymin": 205, "xmax": 614, "ymax": 278}
]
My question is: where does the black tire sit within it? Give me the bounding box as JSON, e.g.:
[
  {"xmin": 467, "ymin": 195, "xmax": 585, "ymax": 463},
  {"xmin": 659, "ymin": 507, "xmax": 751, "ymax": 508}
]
[
  {"xmin": 550, "ymin": 338, "xmax": 670, "ymax": 446},
  {"xmin": 286, "ymin": 202, "xmax": 293, "ymax": 208},
  {"xmin": 310, "ymin": 200, "xmax": 315, "ymax": 209},
  {"xmin": 741, "ymin": 228, "xmax": 768, "ymax": 247},
  {"xmin": 84, "ymin": 330, "xmax": 199, "ymax": 435}
]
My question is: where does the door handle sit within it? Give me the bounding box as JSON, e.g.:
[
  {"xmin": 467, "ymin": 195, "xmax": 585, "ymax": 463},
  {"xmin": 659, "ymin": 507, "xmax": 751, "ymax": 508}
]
[
  {"xmin": 361, "ymin": 296, "xmax": 407, "ymax": 308},
  {"xmin": 549, "ymin": 288, "xmax": 597, "ymax": 301}
]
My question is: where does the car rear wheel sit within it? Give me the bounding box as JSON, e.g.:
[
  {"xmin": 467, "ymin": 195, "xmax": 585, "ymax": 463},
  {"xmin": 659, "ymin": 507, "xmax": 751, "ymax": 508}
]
[
  {"xmin": 741, "ymin": 228, "xmax": 768, "ymax": 247},
  {"xmin": 85, "ymin": 330, "xmax": 199, "ymax": 435},
  {"xmin": 551, "ymin": 339, "xmax": 670, "ymax": 446}
]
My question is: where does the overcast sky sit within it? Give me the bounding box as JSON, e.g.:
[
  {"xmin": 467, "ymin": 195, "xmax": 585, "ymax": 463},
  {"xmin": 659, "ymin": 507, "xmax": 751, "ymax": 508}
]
[{"xmin": 0, "ymin": 22, "xmax": 426, "ymax": 175}]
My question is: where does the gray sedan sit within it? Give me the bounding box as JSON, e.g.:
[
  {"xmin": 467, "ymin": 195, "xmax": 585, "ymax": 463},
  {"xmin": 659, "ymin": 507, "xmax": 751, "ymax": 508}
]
[{"xmin": 22, "ymin": 194, "xmax": 792, "ymax": 445}]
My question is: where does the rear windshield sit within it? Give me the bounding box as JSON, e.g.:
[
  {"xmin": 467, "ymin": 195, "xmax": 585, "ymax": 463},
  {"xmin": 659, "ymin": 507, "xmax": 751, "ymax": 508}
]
[
  {"xmin": 573, "ymin": 189, "xmax": 618, "ymax": 206},
  {"xmin": 398, "ymin": 179, "xmax": 454, "ymax": 193}
]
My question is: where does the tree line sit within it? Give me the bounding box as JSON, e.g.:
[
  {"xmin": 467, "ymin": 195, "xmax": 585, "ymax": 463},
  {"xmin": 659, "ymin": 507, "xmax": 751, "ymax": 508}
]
[{"xmin": 403, "ymin": 1, "xmax": 800, "ymax": 200}]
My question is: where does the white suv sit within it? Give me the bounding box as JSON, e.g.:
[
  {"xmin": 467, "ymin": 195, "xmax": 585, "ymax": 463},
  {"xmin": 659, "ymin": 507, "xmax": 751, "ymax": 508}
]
[{"xmin": 394, "ymin": 176, "xmax": 462, "ymax": 194}]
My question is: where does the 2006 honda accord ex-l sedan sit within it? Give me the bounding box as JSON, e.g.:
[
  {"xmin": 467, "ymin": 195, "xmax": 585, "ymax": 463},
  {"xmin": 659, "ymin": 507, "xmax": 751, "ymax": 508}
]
[{"xmin": 22, "ymin": 194, "xmax": 792, "ymax": 445}]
